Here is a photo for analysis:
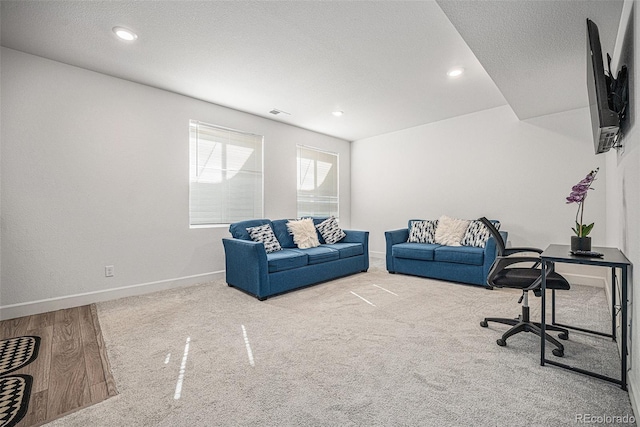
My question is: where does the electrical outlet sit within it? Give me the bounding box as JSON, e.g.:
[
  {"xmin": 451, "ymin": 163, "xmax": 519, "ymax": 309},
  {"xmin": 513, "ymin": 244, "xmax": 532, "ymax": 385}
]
[{"xmin": 105, "ymin": 265, "xmax": 114, "ymax": 277}]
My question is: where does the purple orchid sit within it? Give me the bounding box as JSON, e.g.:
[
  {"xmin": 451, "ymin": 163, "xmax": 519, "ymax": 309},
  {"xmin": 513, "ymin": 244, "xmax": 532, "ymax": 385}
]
[{"xmin": 566, "ymin": 168, "xmax": 599, "ymax": 237}]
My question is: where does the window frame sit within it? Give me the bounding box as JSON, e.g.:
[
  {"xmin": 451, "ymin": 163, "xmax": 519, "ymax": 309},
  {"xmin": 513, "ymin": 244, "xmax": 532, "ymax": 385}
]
[
  {"xmin": 189, "ymin": 120, "xmax": 264, "ymax": 228},
  {"xmin": 296, "ymin": 144, "xmax": 340, "ymax": 219}
]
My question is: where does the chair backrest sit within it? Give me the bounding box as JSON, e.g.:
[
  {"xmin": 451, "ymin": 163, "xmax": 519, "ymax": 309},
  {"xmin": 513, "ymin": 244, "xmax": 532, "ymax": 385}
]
[{"xmin": 479, "ymin": 217, "xmax": 506, "ymax": 256}]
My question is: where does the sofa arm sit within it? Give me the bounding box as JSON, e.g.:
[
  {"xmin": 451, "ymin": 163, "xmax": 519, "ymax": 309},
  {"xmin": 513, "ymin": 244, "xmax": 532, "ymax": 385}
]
[
  {"xmin": 385, "ymin": 228, "xmax": 409, "ymax": 272},
  {"xmin": 342, "ymin": 230, "xmax": 370, "ymax": 271},
  {"xmin": 482, "ymin": 231, "xmax": 508, "ymax": 286},
  {"xmin": 342, "ymin": 229, "xmax": 367, "ymax": 244},
  {"xmin": 222, "ymin": 238, "xmax": 270, "ymax": 299}
]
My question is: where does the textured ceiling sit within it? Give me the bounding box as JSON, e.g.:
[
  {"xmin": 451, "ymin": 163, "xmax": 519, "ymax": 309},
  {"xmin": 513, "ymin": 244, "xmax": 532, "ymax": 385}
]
[
  {"xmin": 437, "ymin": 0, "xmax": 624, "ymax": 120},
  {"xmin": 0, "ymin": 1, "xmax": 624, "ymax": 141}
]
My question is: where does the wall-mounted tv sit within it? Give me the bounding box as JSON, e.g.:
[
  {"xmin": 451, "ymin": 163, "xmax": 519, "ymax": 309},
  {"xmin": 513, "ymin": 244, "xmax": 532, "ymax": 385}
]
[{"xmin": 586, "ymin": 18, "xmax": 621, "ymax": 154}]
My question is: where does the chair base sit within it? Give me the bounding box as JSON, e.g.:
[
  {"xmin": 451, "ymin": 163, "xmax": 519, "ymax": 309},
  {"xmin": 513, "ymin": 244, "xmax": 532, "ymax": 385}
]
[{"xmin": 480, "ymin": 314, "xmax": 569, "ymax": 357}]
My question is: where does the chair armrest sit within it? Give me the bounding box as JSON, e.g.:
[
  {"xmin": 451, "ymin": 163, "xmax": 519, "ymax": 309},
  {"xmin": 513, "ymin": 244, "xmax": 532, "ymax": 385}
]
[
  {"xmin": 493, "ymin": 256, "xmax": 543, "ymax": 270},
  {"xmin": 385, "ymin": 229, "xmax": 409, "ymax": 272},
  {"xmin": 504, "ymin": 247, "xmax": 543, "ymax": 268},
  {"xmin": 488, "ymin": 256, "xmax": 551, "ymax": 291},
  {"xmin": 222, "ymin": 238, "xmax": 269, "ymax": 298},
  {"xmin": 504, "ymin": 247, "xmax": 543, "ymax": 256}
]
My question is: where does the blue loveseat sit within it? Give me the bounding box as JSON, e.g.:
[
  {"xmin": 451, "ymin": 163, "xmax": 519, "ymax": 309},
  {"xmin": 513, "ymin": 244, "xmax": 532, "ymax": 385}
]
[
  {"xmin": 385, "ymin": 219, "xmax": 507, "ymax": 286},
  {"xmin": 223, "ymin": 218, "xmax": 369, "ymax": 300}
]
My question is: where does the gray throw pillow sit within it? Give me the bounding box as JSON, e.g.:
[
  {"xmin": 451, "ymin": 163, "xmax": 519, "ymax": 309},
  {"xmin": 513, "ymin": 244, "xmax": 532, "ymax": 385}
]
[
  {"xmin": 407, "ymin": 220, "xmax": 438, "ymax": 244},
  {"xmin": 247, "ymin": 224, "xmax": 282, "ymax": 253},
  {"xmin": 315, "ymin": 217, "xmax": 346, "ymax": 244},
  {"xmin": 461, "ymin": 220, "xmax": 501, "ymax": 248}
]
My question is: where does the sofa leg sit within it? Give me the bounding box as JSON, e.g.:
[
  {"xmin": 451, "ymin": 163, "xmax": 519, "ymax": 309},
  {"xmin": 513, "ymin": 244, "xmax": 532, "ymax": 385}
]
[
  {"xmin": 257, "ymin": 295, "xmax": 268, "ymax": 301},
  {"xmin": 389, "ymin": 271, "xmax": 396, "ymax": 274}
]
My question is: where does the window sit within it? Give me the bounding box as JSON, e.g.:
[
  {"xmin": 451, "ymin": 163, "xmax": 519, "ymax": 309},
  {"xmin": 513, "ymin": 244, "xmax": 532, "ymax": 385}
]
[
  {"xmin": 297, "ymin": 145, "xmax": 339, "ymax": 218},
  {"xmin": 189, "ymin": 120, "xmax": 263, "ymax": 226}
]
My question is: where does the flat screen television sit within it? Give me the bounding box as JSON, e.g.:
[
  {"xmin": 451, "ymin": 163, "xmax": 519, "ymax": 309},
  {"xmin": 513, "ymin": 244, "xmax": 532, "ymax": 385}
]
[{"xmin": 586, "ymin": 18, "xmax": 620, "ymax": 154}]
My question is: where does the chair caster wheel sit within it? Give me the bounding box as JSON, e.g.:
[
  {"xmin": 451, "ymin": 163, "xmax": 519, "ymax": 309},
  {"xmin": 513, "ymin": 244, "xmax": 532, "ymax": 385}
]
[
  {"xmin": 496, "ymin": 338, "xmax": 506, "ymax": 347},
  {"xmin": 480, "ymin": 320, "xmax": 488, "ymax": 327},
  {"xmin": 552, "ymin": 348, "xmax": 564, "ymax": 357},
  {"xmin": 558, "ymin": 332, "xmax": 569, "ymax": 340}
]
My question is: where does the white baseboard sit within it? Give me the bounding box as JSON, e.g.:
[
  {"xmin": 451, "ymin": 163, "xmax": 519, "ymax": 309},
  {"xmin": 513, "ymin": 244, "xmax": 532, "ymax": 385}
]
[
  {"xmin": 370, "ymin": 250, "xmax": 385, "ymax": 259},
  {"xmin": 0, "ymin": 270, "xmax": 225, "ymax": 320},
  {"xmin": 562, "ymin": 272, "xmax": 606, "ymax": 288},
  {"xmin": 628, "ymin": 371, "xmax": 639, "ymax": 421}
]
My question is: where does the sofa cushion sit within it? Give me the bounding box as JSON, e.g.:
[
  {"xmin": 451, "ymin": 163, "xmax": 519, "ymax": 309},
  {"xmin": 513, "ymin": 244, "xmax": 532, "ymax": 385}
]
[
  {"xmin": 315, "ymin": 216, "xmax": 346, "ymax": 244},
  {"xmin": 434, "ymin": 245, "xmax": 485, "ymax": 266},
  {"xmin": 407, "ymin": 220, "xmax": 438, "ymax": 244},
  {"xmin": 435, "ymin": 215, "xmax": 470, "ymax": 246},
  {"xmin": 461, "ymin": 220, "xmax": 501, "ymax": 248},
  {"xmin": 298, "ymin": 246, "xmax": 340, "ymax": 265},
  {"xmin": 271, "ymin": 219, "xmax": 297, "ymax": 248},
  {"xmin": 323, "ymin": 242, "xmax": 364, "ymax": 259},
  {"xmin": 392, "ymin": 243, "xmax": 439, "ymax": 261},
  {"xmin": 287, "ymin": 218, "xmax": 321, "ymax": 249},
  {"xmin": 247, "ymin": 224, "xmax": 282, "ymax": 253},
  {"xmin": 266, "ymin": 249, "xmax": 308, "ymax": 273},
  {"xmin": 229, "ymin": 219, "xmax": 272, "ymax": 240}
]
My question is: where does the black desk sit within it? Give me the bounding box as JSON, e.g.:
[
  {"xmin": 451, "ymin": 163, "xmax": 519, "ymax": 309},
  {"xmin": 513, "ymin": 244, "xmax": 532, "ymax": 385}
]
[{"xmin": 540, "ymin": 244, "xmax": 631, "ymax": 390}]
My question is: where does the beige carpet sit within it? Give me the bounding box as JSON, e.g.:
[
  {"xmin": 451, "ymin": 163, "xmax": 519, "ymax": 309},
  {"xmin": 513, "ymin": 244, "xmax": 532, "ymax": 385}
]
[{"xmin": 47, "ymin": 259, "xmax": 634, "ymax": 426}]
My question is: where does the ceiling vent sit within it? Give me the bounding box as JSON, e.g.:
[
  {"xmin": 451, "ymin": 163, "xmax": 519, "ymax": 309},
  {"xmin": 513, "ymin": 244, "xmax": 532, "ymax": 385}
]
[{"xmin": 269, "ymin": 108, "xmax": 290, "ymax": 116}]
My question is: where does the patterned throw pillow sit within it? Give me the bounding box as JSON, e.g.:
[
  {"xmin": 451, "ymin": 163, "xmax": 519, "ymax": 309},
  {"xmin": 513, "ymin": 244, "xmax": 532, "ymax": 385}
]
[
  {"xmin": 287, "ymin": 218, "xmax": 320, "ymax": 249},
  {"xmin": 434, "ymin": 215, "xmax": 471, "ymax": 246},
  {"xmin": 407, "ymin": 220, "xmax": 438, "ymax": 244},
  {"xmin": 461, "ymin": 220, "xmax": 501, "ymax": 248},
  {"xmin": 315, "ymin": 217, "xmax": 346, "ymax": 244},
  {"xmin": 246, "ymin": 224, "xmax": 282, "ymax": 253}
]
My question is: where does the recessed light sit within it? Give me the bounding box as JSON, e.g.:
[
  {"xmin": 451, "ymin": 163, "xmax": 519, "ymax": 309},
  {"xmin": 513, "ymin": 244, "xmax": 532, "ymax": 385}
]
[
  {"xmin": 332, "ymin": 111, "xmax": 344, "ymax": 117},
  {"xmin": 447, "ymin": 68, "xmax": 464, "ymax": 78},
  {"xmin": 113, "ymin": 26, "xmax": 138, "ymax": 41}
]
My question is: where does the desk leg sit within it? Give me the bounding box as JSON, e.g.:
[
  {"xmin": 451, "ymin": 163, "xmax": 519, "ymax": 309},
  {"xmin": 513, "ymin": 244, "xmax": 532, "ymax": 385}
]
[
  {"xmin": 541, "ymin": 260, "xmax": 548, "ymax": 366},
  {"xmin": 621, "ymin": 266, "xmax": 628, "ymax": 391},
  {"xmin": 612, "ymin": 268, "xmax": 617, "ymax": 341}
]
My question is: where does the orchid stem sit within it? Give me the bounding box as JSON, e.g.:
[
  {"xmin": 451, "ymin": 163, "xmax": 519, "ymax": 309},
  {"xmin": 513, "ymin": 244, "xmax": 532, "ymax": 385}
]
[{"xmin": 580, "ymin": 202, "xmax": 584, "ymax": 237}]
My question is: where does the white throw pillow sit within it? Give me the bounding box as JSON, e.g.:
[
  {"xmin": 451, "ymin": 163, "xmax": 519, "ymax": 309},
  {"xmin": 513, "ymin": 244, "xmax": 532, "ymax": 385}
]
[
  {"xmin": 434, "ymin": 215, "xmax": 471, "ymax": 246},
  {"xmin": 287, "ymin": 218, "xmax": 320, "ymax": 249}
]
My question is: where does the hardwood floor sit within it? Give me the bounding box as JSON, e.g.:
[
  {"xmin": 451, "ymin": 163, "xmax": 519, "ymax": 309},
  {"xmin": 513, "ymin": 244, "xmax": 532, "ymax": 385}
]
[{"xmin": 0, "ymin": 305, "xmax": 117, "ymax": 426}]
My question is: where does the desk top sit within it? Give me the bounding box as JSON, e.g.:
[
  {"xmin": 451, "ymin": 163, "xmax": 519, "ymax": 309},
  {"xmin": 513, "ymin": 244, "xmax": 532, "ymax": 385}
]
[{"xmin": 541, "ymin": 244, "xmax": 631, "ymax": 267}]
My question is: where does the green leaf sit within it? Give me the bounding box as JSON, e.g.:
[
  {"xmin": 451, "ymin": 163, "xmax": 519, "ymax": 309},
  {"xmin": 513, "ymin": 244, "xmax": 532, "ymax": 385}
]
[
  {"xmin": 571, "ymin": 227, "xmax": 579, "ymax": 236},
  {"xmin": 582, "ymin": 223, "xmax": 595, "ymax": 237}
]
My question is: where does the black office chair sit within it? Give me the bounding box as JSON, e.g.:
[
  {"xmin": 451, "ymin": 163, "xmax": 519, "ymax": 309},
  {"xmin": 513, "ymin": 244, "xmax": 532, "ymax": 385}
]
[{"xmin": 478, "ymin": 217, "xmax": 570, "ymax": 357}]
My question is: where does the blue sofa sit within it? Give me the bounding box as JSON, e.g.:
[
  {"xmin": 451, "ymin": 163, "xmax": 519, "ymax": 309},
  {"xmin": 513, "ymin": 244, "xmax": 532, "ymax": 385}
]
[
  {"xmin": 385, "ymin": 220, "xmax": 507, "ymax": 286},
  {"xmin": 223, "ymin": 218, "xmax": 369, "ymax": 300}
]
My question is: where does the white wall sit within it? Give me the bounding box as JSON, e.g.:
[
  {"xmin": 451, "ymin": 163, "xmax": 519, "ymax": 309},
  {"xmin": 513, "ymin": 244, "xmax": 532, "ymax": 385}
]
[
  {"xmin": 607, "ymin": 0, "xmax": 640, "ymax": 412},
  {"xmin": 351, "ymin": 104, "xmax": 607, "ymax": 258},
  {"xmin": 0, "ymin": 48, "xmax": 351, "ymax": 318}
]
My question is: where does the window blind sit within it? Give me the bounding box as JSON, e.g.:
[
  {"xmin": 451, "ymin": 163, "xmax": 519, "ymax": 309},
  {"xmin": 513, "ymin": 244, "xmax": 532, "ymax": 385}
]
[
  {"xmin": 189, "ymin": 121, "xmax": 263, "ymax": 225},
  {"xmin": 297, "ymin": 145, "xmax": 339, "ymax": 218}
]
